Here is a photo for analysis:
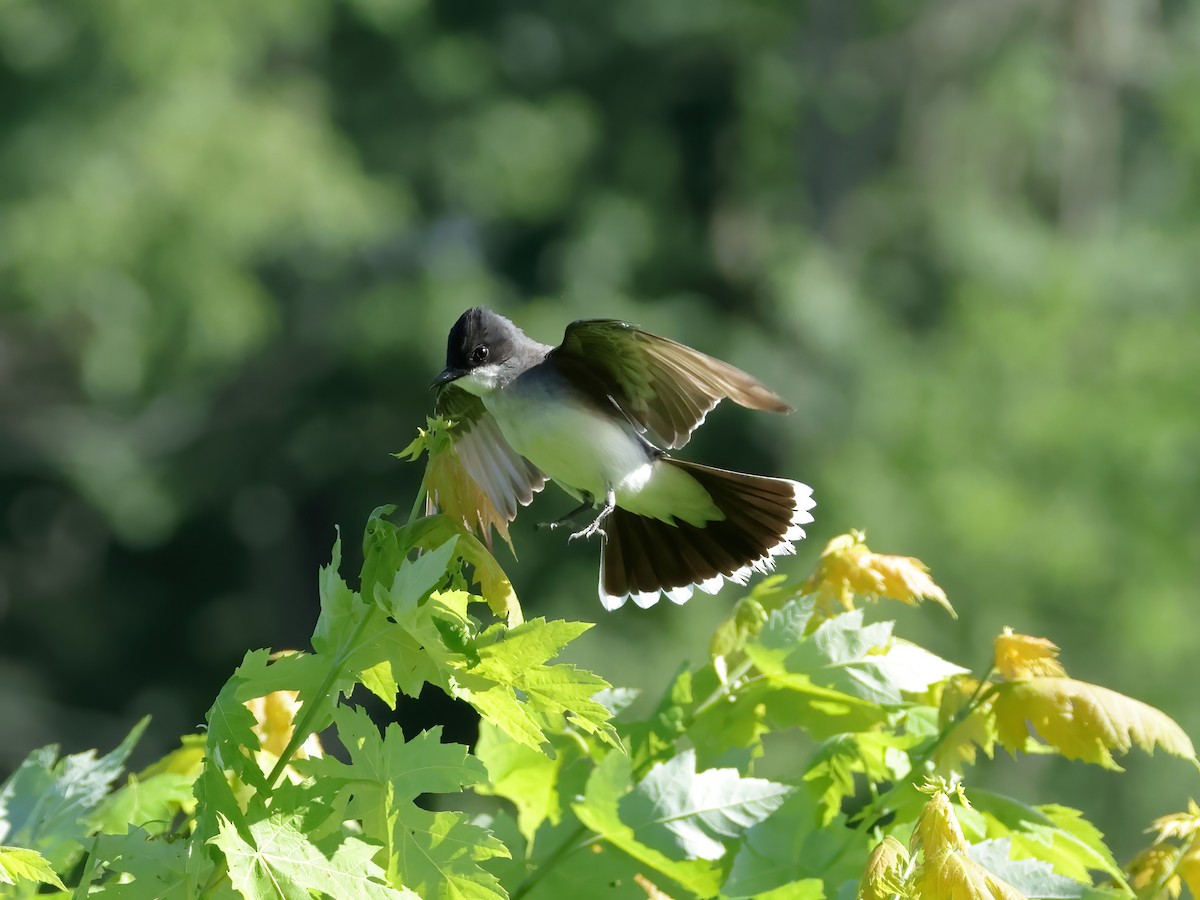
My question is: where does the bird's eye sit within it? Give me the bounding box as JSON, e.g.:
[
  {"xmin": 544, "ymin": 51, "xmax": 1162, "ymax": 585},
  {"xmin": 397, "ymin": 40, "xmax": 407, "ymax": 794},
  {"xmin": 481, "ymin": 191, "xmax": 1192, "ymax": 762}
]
[{"xmin": 469, "ymin": 345, "xmax": 489, "ymax": 365}]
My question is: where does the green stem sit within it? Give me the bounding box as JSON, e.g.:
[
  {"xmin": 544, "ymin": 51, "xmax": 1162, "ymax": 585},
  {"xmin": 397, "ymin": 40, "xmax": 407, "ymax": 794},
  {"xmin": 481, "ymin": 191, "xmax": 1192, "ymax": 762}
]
[
  {"xmin": 510, "ymin": 822, "xmax": 591, "ymax": 900},
  {"xmin": 264, "ymin": 604, "xmax": 379, "ymax": 792},
  {"xmin": 407, "ymin": 470, "xmax": 429, "ymax": 526},
  {"xmin": 198, "ymin": 857, "xmax": 229, "ymax": 898},
  {"xmin": 851, "ymin": 665, "xmax": 998, "ymax": 835}
]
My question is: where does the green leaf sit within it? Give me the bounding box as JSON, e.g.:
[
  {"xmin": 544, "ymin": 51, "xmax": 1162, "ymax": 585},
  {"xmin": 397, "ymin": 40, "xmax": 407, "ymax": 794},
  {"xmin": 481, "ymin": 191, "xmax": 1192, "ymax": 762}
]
[
  {"xmin": 473, "ymin": 721, "xmax": 564, "ymax": 846},
  {"xmin": 0, "ymin": 717, "xmax": 148, "ymax": 871},
  {"xmin": 466, "ymin": 618, "xmax": 618, "ymax": 750},
  {"xmin": 213, "ymin": 813, "xmax": 416, "ymax": 900},
  {"xmin": 302, "ymin": 707, "xmax": 509, "ymax": 899},
  {"xmin": 192, "ymin": 650, "xmax": 278, "ymax": 850},
  {"xmin": 0, "ymin": 847, "xmax": 64, "ymax": 890},
  {"xmin": 89, "ymin": 772, "xmax": 198, "ymax": 837},
  {"xmin": 753, "ymin": 610, "xmax": 966, "ymax": 705},
  {"xmin": 90, "ymin": 828, "xmax": 231, "ymax": 899},
  {"xmin": 723, "ymin": 792, "xmax": 870, "ymax": 899},
  {"xmin": 367, "ymin": 514, "xmax": 523, "ymax": 627},
  {"xmin": 802, "ymin": 732, "xmax": 915, "ymax": 826},
  {"xmin": 970, "ymin": 792, "xmax": 1131, "ymax": 891},
  {"xmin": 383, "ymin": 536, "xmax": 459, "ymax": 614},
  {"xmin": 968, "ymin": 838, "xmax": 1091, "ymax": 898},
  {"xmin": 618, "ymin": 749, "xmax": 792, "ymax": 861},
  {"xmin": 572, "ymin": 751, "xmax": 723, "ymax": 897}
]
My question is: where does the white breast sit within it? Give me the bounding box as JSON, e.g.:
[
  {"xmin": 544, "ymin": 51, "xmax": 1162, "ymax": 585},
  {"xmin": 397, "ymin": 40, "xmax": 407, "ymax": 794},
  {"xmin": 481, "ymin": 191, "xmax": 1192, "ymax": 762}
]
[{"xmin": 485, "ymin": 373, "xmax": 650, "ymax": 501}]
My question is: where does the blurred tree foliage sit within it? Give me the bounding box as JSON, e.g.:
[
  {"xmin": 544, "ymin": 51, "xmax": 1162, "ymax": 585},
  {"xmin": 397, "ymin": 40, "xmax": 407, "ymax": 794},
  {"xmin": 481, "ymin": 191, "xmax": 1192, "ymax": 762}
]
[{"xmin": 0, "ymin": 0, "xmax": 1196, "ymax": 860}]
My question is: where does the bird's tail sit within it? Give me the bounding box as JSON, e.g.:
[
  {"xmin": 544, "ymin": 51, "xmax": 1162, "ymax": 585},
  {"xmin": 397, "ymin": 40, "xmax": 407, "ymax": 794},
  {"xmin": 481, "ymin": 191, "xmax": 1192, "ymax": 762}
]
[{"xmin": 598, "ymin": 458, "xmax": 815, "ymax": 610}]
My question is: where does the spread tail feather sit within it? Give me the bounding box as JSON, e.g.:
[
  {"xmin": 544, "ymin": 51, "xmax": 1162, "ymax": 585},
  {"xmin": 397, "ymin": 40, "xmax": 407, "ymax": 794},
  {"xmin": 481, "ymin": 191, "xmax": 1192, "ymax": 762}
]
[{"xmin": 599, "ymin": 459, "xmax": 815, "ymax": 610}]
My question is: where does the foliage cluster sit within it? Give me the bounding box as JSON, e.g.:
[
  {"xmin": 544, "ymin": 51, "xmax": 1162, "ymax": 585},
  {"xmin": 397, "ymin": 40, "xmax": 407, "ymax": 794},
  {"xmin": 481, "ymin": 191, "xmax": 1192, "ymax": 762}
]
[
  {"xmin": 4, "ymin": 0, "xmax": 1200, "ymax": 855},
  {"xmin": 1, "ymin": 502, "xmax": 1195, "ymax": 899}
]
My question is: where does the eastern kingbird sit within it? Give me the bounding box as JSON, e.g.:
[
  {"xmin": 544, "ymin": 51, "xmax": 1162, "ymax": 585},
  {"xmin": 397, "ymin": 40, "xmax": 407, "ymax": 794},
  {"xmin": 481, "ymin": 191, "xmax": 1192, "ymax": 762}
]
[{"xmin": 431, "ymin": 307, "xmax": 815, "ymax": 611}]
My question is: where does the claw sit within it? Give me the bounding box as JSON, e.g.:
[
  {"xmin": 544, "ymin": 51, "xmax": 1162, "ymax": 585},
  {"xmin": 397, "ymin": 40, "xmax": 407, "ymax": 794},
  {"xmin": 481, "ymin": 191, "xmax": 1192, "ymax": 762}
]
[{"xmin": 567, "ymin": 487, "xmax": 615, "ymax": 542}]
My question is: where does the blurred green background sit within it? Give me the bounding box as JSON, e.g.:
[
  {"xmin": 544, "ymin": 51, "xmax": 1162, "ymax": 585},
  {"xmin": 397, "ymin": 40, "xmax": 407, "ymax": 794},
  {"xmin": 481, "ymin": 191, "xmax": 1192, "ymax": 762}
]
[{"xmin": 1, "ymin": 0, "xmax": 1197, "ymax": 861}]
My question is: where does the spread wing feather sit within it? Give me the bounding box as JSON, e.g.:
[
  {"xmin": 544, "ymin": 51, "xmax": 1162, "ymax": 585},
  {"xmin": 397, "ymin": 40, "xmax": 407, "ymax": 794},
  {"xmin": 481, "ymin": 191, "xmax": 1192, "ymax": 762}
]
[
  {"xmin": 434, "ymin": 385, "xmax": 546, "ymax": 521},
  {"xmin": 550, "ymin": 319, "xmax": 791, "ymax": 449}
]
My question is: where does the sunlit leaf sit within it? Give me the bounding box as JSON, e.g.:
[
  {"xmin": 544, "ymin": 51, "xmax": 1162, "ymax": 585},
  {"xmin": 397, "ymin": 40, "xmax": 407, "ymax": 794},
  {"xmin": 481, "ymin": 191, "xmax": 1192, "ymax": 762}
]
[
  {"xmin": 934, "ymin": 677, "xmax": 998, "ymax": 774},
  {"xmin": 467, "ymin": 618, "xmax": 618, "ymax": 749},
  {"xmin": 752, "ymin": 609, "xmax": 966, "ymax": 706},
  {"xmin": 572, "ymin": 752, "xmax": 724, "ymax": 897},
  {"xmin": 618, "ymin": 749, "xmax": 791, "ymax": 861},
  {"xmin": 994, "ymin": 629, "xmax": 1066, "ymax": 681},
  {"xmin": 301, "ymin": 707, "xmax": 507, "ymax": 899},
  {"xmin": 913, "ymin": 845, "xmax": 1028, "ymax": 900},
  {"xmin": 474, "ymin": 721, "xmax": 564, "ymax": 846},
  {"xmin": 859, "ymin": 836, "xmax": 910, "ymax": 900},
  {"xmin": 800, "ymin": 530, "xmax": 955, "ymax": 624},
  {"xmin": 804, "ymin": 732, "xmax": 915, "ymax": 826},
  {"xmin": 968, "ymin": 839, "xmax": 1090, "ymax": 898},
  {"xmin": 0, "ymin": 717, "xmax": 147, "ymax": 871},
  {"xmin": 0, "ymin": 847, "xmax": 64, "ymax": 890},
  {"xmin": 213, "ymin": 813, "xmax": 415, "ymax": 899},
  {"xmin": 992, "ymin": 678, "xmax": 1197, "ymax": 771},
  {"xmin": 1148, "ymin": 800, "xmax": 1200, "ymax": 845}
]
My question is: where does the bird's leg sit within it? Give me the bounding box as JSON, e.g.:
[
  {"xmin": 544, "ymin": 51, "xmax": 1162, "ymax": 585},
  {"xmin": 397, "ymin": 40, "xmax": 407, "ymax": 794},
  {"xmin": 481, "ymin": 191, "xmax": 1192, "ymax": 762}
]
[
  {"xmin": 569, "ymin": 487, "xmax": 616, "ymax": 542},
  {"xmin": 537, "ymin": 495, "xmax": 594, "ymax": 531}
]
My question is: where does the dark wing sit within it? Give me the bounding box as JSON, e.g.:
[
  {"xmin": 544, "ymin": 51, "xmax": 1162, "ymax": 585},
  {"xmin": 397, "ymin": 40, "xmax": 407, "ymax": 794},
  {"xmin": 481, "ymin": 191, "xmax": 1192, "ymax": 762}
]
[
  {"xmin": 434, "ymin": 385, "xmax": 546, "ymax": 521},
  {"xmin": 549, "ymin": 319, "xmax": 791, "ymax": 449}
]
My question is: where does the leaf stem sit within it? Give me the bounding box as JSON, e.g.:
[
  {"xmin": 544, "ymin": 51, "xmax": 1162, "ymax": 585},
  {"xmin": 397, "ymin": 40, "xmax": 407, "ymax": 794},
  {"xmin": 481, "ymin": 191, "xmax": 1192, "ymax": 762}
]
[
  {"xmin": 407, "ymin": 470, "xmax": 429, "ymax": 526},
  {"xmin": 851, "ymin": 664, "xmax": 998, "ymax": 835},
  {"xmin": 264, "ymin": 604, "xmax": 379, "ymax": 792}
]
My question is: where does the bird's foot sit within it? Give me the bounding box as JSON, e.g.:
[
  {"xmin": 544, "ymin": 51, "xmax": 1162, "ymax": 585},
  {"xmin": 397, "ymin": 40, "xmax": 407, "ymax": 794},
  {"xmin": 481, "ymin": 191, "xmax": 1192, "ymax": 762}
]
[
  {"xmin": 568, "ymin": 488, "xmax": 615, "ymax": 542},
  {"xmin": 568, "ymin": 517, "xmax": 607, "ymax": 541}
]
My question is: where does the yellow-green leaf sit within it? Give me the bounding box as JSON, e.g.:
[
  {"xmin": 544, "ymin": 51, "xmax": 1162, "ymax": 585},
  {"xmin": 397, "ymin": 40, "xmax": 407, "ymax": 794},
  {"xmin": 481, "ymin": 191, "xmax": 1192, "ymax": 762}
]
[
  {"xmin": 992, "ymin": 677, "xmax": 1197, "ymax": 771},
  {"xmin": 860, "ymin": 836, "xmax": 910, "ymax": 900},
  {"xmin": 0, "ymin": 846, "xmax": 65, "ymax": 890},
  {"xmin": 912, "ymin": 846, "xmax": 1028, "ymax": 900}
]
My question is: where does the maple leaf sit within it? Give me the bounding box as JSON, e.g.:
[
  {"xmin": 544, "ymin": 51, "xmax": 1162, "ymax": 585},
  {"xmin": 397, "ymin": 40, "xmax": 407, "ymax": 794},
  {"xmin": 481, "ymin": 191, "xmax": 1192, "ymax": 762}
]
[
  {"xmin": 933, "ymin": 677, "xmax": 998, "ymax": 774},
  {"xmin": 213, "ymin": 813, "xmax": 416, "ymax": 899},
  {"xmin": 1148, "ymin": 799, "xmax": 1200, "ymax": 845},
  {"xmin": 859, "ymin": 836, "xmax": 910, "ymax": 900},
  {"xmin": 749, "ymin": 607, "xmax": 967, "ymax": 706},
  {"xmin": 473, "ymin": 720, "xmax": 564, "ymax": 846},
  {"xmin": 992, "ymin": 677, "xmax": 1197, "ymax": 771},
  {"xmin": 302, "ymin": 706, "xmax": 508, "ymax": 900},
  {"xmin": 912, "ymin": 787, "xmax": 970, "ymax": 856},
  {"xmin": 1127, "ymin": 844, "xmax": 1183, "ymax": 899},
  {"xmin": 804, "ymin": 732, "xmax": 915, "ymax": 826},
  {"xmin": 994, "ymin": 628, "xmax": 1066, "ymax": 680},
  {"xmin": 0, "ymin": 846, "xmax": 64, "ymax": 891},
  {"xmin": 465, "ymin": 618, "xmax": 619, "ymax": 749},
  {"xmin": 912, "ymin": 845, "xmax": 1029, "ymax": 900},
  {"xmin": 910, "ymin": 789, "xmax": 1031, "ymax": 900},
  {"xmin": 0, "ymin": 717, "xmax": 147, "ymax": 872},
  {"xmin": 368, "ymin": 513, "xmax": 523, "ymax": 627},
  {"xmin": 800, "ymin": 529, "xmax": 955, "ymax": 624},
  {"xmin": 618, "ymin": 749, "xmax": 792, "ymax": 861},
  {"xmin": 572, "ymin": 751, "xmax": 725, "ymax": 898},
  {"xmin": 90, "ymin": 827, "xmax": 233, "ymax": 899}
]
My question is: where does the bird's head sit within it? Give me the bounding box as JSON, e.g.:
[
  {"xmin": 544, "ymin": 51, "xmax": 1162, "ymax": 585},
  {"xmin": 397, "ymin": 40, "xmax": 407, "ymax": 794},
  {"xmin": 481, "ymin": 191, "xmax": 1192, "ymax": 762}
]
[{"xmin": 433, "ymin": 307, "xmax": 525, "ymax": 396}]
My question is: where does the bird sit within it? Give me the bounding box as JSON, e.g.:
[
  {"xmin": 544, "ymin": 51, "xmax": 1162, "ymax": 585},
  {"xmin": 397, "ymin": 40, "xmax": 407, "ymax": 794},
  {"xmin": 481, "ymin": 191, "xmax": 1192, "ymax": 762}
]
[{"xmin": 430, "ymin": 307, "xmax": 815, "ymax": 611}]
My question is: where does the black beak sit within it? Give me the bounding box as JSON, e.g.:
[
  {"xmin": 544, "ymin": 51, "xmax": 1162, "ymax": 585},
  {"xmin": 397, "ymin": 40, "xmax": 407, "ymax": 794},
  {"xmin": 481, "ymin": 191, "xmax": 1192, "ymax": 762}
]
[{"xmin": 431, "ymin": 367, "xmax": 463, "ymax": 388}]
